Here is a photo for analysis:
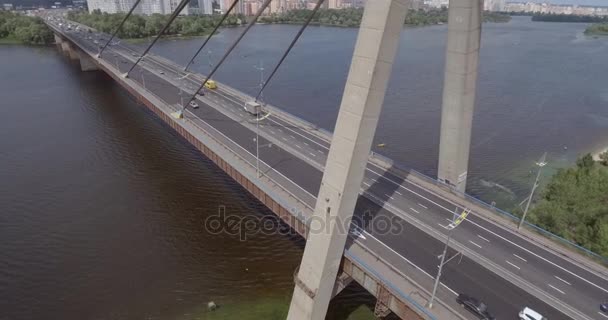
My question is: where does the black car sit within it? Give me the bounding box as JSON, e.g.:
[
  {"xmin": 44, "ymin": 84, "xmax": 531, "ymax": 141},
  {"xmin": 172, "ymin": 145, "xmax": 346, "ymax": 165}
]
[
  {"xmin": 456, "ymin": 293, "xmax": 496, "ymax": 320},
  {"xmin": 601, "ymin": 302, "xmax": 608, "ymax": 313}
]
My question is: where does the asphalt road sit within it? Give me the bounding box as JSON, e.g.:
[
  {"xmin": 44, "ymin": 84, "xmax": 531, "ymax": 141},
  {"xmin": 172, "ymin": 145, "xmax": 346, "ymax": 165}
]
[{"xmin": 49, "ymin": 19, "xmax": 608, "ymax": 320}]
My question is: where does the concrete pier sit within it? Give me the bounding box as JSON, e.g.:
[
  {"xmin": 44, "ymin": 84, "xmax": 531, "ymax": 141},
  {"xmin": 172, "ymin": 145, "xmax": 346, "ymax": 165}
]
[
  {"xmin": 437, "ymin": 0, "xmax": 483, "ymax": 193},
  {"xmin": 286, "ymin": 1, "xmax": 408, "ymax": 319}
]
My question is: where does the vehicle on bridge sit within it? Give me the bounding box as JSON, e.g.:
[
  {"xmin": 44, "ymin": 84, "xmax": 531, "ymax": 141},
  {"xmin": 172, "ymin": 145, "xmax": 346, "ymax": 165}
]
[
  {"xmin": 244, "ymin": 101, "xmax": 261, "ymax": 116},
  {"xmin": 456, "ymin": 294, "xmax": 495, "ymax": 320},
  {"xmin": 189, "ymin": 101, "xmax": 199, "ymax": 109},
  {"xmin": 204, "ymin": 80, "xmax": 217, "ymax": 90},
  {"xmin": 601, "ymin": 302, "xmax": 608, "ymax": 313},
  {"xmin": 519, "ymin": 307, "xmax": 546, "ymax": 320}
]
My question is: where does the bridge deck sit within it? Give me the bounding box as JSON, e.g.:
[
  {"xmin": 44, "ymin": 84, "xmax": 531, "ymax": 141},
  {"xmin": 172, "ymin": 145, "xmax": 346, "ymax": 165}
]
[{"xmin": 46, "ymin": 18, "xmax": 608, "ymax": 320}]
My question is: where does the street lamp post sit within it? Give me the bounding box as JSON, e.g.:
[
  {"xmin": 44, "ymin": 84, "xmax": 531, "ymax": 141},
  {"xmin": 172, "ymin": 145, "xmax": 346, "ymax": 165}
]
[
  {"xmin": 518, "ymin": 152, "xmax": 547, "ymax": 230},
  {"xmin": 428, "ymin": 208, "xmax": 470, "ymax": 309}
]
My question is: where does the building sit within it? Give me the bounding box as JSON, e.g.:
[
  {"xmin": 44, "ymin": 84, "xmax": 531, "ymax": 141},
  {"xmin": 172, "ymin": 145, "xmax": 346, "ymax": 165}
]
[
  {"xmin": 87, "ymin": 0, "xmax": 190, "ymax": 15},
  {"xmin": 484, "ymin": 0, "xmax": 505, "ymax": 11}
]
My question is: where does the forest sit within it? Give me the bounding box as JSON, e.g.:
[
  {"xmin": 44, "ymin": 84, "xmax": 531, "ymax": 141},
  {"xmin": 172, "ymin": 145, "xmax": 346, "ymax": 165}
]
[
  {"xmin": 528, "ymin": 153, "xmax": 608, "ymax": 257},
  {"xmin": 67, "ymin": 10, "xmax": 246, "ymax": 39},
  {"xmin": 259, "ymin": 7, "xmax": 511, "ymax": 27},
  {"xmin": 0, "ymin": 11, "xmax": 53, "ymax": 45}
]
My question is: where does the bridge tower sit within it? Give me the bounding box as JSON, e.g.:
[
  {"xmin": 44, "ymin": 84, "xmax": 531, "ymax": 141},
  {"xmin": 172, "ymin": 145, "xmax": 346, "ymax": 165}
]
[
  {"xmin": 437, "ymin": 0, "xmax": 483, "ymax": 193},
  {"xmin": 286, "ymin": 1, "xmax": 408, "ymax": 319}
]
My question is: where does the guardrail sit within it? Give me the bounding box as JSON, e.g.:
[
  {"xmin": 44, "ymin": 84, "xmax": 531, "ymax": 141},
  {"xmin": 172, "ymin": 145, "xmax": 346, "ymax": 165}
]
[{"xmin": 369, "ymin": 152, "xmax": 608, "ymax": 266}]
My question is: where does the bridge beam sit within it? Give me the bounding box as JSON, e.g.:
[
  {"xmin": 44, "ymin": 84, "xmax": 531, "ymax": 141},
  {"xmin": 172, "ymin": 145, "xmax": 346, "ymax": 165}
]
[
  {"xmin": 286, "ymin": 1, "xmax": 408, "ymax": 319},
  {"xmin": 77, "ymin": 49, "xmax": 99, "ymax": 71},
  {"xmin": 437, "ymin": 0, "xmax": 483, "ymax": 193},
  {"xmin": 60, "ymin": 40, "xmax": 79, "ymax": 60}
]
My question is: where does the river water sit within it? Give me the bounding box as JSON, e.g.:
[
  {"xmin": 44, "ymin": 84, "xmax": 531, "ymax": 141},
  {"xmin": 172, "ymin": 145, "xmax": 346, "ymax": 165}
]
[{"xmin": 0, "ymin": 16, "xmax": 607, "ymax": 319}]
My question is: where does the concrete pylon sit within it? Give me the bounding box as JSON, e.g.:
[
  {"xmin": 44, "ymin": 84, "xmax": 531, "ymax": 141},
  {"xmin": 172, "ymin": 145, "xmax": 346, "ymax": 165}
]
[
  {"xmin": 77, "ymin": 50, "xmax": 99, "ymax": 71},
  {"xmin": 437, "ymin": 0, "xmax": 483, "ymax": 193},
  {"xmin": 286, "ymin": 1, "xmax": 408, "ymax": 319}
]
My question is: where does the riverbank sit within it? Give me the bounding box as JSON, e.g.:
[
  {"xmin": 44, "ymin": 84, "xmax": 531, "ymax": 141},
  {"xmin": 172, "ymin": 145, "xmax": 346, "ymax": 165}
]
[
  {"xmin": 259, "ymin": 8, "xmax": 510, "ymax": 28},
  {"xmin": 0, "ymin": 12, "xmax": 53, "ymax": 45},
  {"xmin": 67, "ymin": 11, "xmax": 246, "ymax": 40},
  {"xmin": 593, "ymin": 146, "xmax": 608, "ymax": 161}
]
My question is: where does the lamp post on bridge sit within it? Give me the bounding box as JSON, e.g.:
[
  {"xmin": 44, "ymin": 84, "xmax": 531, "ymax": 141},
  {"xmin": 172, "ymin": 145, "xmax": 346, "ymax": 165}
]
[
  {"xmin": 518, "ymin": 152, "xmax": 547, "ymax": 230},
  {"xmin": 428, "ymin": 208, "xmax": 470, "ymax": 309}
]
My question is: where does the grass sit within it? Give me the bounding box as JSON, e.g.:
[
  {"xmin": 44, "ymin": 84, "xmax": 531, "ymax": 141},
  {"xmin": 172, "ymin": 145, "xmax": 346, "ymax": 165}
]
[
  {"xmin": 175, "ymin": 295, "xmax": 374, "ymax": 320},
  {"xmin": 0, "ymin": 36, "xmax": 22, "ymax": 44}
]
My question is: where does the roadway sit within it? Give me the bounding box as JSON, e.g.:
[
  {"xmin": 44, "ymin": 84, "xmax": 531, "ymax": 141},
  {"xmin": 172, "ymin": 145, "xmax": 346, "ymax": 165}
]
[{"xmin": 49, "ymin": 18, "xmax": 608, "ymax": 320}]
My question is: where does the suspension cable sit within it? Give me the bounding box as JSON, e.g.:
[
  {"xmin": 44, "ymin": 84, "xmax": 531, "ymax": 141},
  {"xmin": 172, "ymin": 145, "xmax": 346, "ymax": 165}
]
[
  {"xmin": 98, "ymin": 0, "xmax": 144, "ymax": 58},
  {"xmin": 179, "ymin": 0, "xmax": 273, "ymax": 115},
  {"xmin": 184, "ymin": 0, "xmax": 241, "ymax": 72},
  {"xmin": 125, "ymin": 0, "xmax": 190, "ymax": 77},
  {"xmin": 254, "ymin": 0, "xmax": 325, "ymax": 102}
]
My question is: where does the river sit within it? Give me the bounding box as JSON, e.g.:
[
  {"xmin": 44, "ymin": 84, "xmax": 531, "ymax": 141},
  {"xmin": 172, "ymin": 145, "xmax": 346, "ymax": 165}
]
[{"xmin": 0, "ymin": 16, "xmax": 607, "ymax": 319}]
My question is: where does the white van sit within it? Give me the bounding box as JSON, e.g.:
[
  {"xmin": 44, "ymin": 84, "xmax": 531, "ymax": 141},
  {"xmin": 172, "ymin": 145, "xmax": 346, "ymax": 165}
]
[
  {"xmin": 519, "ymin": 307, "xmax": 546, "ymax": 320},
  {"xmin": 244, "ymin": 101, "xmax": 261, "ymax": 116}
]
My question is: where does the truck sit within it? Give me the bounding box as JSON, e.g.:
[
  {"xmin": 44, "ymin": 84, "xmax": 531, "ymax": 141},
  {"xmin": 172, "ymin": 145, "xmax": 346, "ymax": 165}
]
[{"xmin": 244, "ymin": 101, "xmax": 261, "ymax": 116}]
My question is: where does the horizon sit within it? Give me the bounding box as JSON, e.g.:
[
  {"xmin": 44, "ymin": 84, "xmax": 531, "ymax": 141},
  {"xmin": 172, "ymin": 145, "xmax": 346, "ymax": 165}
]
[{"xmin": 520, "ymin": 0, "xmax": 608, "ymax": 6}]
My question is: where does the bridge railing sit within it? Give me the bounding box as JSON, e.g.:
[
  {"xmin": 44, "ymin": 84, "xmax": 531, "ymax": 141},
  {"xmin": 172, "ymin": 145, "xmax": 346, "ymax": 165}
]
[{"xmin": 368, "ymin": 151, "xmax": 608, "ymax": 266}]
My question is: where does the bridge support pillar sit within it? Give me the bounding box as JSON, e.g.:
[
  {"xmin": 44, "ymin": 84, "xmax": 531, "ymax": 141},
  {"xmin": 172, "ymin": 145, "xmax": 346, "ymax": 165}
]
[
  {"xmin": 60, "ymin": 40, "xmax": 78, "ymax": 60},
  {"xmin": 77, "ymin": 50, "xmax": 99, "ymax": 71},
  {"xmin": 286, "ymin": 1, "xmax": 408, "ymax": 319},
  {"xmin": 437, "ymin": 0, "xmax": 483, "ymax": 193},
  {"xmin": 54, "ymin": 34, "xmax": 63, "ymax": 45}
]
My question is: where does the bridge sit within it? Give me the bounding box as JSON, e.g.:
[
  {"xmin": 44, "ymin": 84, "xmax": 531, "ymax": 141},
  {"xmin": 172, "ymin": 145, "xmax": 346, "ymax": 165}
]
[{"xmin": 42, "ymin": 1, "xmax": 607, "ymax": 319}]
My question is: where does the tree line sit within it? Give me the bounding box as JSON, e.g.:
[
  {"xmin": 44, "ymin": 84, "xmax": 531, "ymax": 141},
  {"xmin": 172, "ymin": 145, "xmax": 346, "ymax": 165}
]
[
  {"xmin": 0, "ymin": 11, "xmax": 53, "ymax": 45},
  {"xmin": 67, "ymin": 10, "xmax": 246, "ymax": 39},
  {"xmin": 531, "ymin": 13, "xmax": 608, "ymax": 23},
  {"xmin": 527, "ymin": 153, "xmax": 608, "ymax": 257},
  {"xmin": 259, "ymin": 8, "xmax": 511, "ymax": 27}
]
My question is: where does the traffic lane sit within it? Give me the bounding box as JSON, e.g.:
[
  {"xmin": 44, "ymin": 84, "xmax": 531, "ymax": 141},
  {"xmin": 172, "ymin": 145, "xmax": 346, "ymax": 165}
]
[
  {"xmin": 352, "ymin": 197, "xmax": 571, "ymax": 320},
  {"xmin": 368, "ymin": 162, "xmax": 608, "ymax": 293},
  {"xmin": 129, "ymin": 63, "xmax": 325, "ymax": 199},
  {"xmin": 367, "ymin": 174, "xmax": 599, "ymax": 317}
]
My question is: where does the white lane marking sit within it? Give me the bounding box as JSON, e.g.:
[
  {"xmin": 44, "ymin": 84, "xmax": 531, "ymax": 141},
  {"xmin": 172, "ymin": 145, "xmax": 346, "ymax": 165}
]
[
  {"xmin": 598, "ymin": 312, "xmax": 608, "ymax": 319},
  {"xmin": 395, "ymin": 191, "xmax": 403, "ymax": 196},
  {"xmin": 363, "ymin": 182, "xmax": 371, "ymax": 187},
  {"xmin": 513, "ymin": 254, "xmax": 527, "ymax": 262},
  {"xmin": 317, "ymin": 149, "xmax": 324, "ymax": 153},
  {"xmin": 548, "ymin": 284, "xmax": 566, "ymax": 295},
  {"xmin": 477, "ymin": 235, "xmax": 490, "ymax": 242},
  {"xmin": 468, "ymin": 240, "xmax": 482, "ymax": 249},
  {"xmin": 290, "ymin": 135, "xmax": 296, "ymax": 139},
  {"xmin": 555, "ymin": 276, "xmax": 572, "ymax": 286},
  {"xmin": 439, "ymin": 223, "xmax": 449, "ymax": 229},
  {"xmin": 269, "ymin": 130, "xmax": 275, "ymax": 134},
  {"xmin": 418, "ymin": 203, "xmax": 428, "ymax": 209},
  {"xmin": 410, "ymin": 208, "xmax": 420, "ymax": 214},
  {"xmin": 506, "ymin": 260, "xmax": 520, "ymax": 270},
  {"xmin": 385, "ymin": 194, "xmax": 395, "ymax": 200},
  {"xmin": 359, "ymin": 230, "xmax": 459, "ymax": 296},
  {"xmin": 281, "ymin": 137, "xmax": 288, "ymax": 141},
  {"xmin": 295, "ymin": 144, "xmax": 302, "ymax": 149},
  {"xmin": 304, "ymin": 142, "xmax": 309, "ymax": 146},
  {"xmin": 309, "ymin": 152, "xmax": 316, "ymax": 157},
  {"xmin": 366, "ymin": 165, "xmax": 608, "ymax": 294}
]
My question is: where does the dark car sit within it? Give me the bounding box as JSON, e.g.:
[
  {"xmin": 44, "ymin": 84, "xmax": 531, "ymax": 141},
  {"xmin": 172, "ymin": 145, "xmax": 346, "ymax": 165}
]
[
  {"xmin": 601, "ymin": 303, "xmax": 608, "ymax": 313},
  {"xmin": 456, "ymin": 294, "xmax": 496, "ymax": 320}
]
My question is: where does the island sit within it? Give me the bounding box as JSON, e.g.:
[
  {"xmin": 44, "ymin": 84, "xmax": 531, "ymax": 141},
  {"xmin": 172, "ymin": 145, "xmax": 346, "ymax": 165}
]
[
  {"xmin": 0, "ymin": 11, "xmax": 53, "ymax": 45},
  {"xmin": 66, "ymin": 10, "xmax": 246, "ymax": 40},
  {"xmin": 585, "ymin": 23, "xmax": 608, "ymax": 36},
  {"xmin": 259, "ymin": 8, "xmax": 511, "ymax": 27},
  {"xmin": 531, "ymin": 13, "xmax": 608, "ymax": 23}
]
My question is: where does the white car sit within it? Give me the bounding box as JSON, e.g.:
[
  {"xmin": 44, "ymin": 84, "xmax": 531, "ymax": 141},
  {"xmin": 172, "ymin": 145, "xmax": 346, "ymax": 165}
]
[
  {"xmin": 189, "ymin": 101, "xmax": 199, "ymax": 109},
  {"xmin": 519, "ymin": 307, "xmax": 546, "ymax": 320}
]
